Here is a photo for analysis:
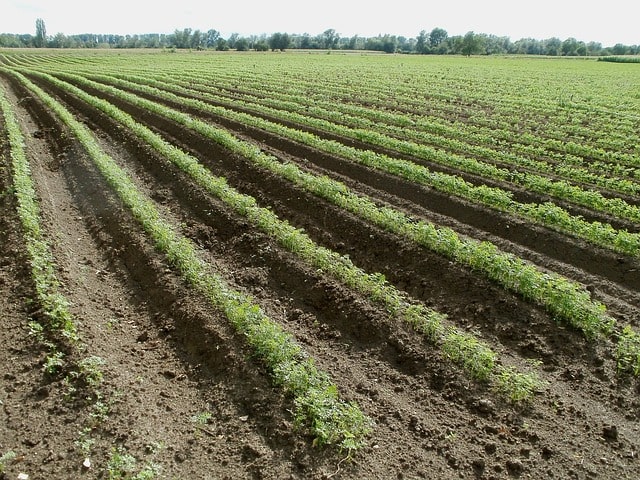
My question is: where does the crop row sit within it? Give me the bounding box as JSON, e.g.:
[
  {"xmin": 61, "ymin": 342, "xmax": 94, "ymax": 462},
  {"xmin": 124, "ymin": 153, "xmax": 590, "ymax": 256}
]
[
  {"xmin": 47, "ymin": 70, "xmax": 640, "ymax": 376},
  {"xmin": 7, "ymin": 69, "xmax": 373, "ymax": 453},
  {"xmin": 75, "ymin": 72, "xmax": 640, "ymax": 258},
  {"xmin": 160, "ymin": 77, "xmax": 640, "ymax": 226},
  {"xmin": 5, "ymin": 55, "xmax": 640, "ymax": 376},
  {"xmin": 6, "ymin": 53, "xmax": 639, "ymax": 172},
  {"xmin": 0, "ymin": 81, "xmax": 78, "ymax": 358},
  {"xmin": 180, "ymin": 56, "xmax": 639, "ymax": 157},
  {"xmin": 7, "ymin": 52, "xmax": 638, "ymax": 157},
  {"xmin": 166, "ymin": 69, "xmax": 640, "ymax": 181},
  {"xmin": 31, "ymin": 70, "xmax": 628, "ymax": 344},
  {"xmin": 30, "ymin": 68, "xmax": 549, "ymax": 401},
  {"xmin": 36, "ymin": 57, "xmax": 640, "ymax": 178}
]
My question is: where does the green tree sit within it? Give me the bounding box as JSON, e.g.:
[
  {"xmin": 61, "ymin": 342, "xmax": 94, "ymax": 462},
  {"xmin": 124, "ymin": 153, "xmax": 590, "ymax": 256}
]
[
  {"xmin": 269, "ymin": 32, "xmax": 290, "ymax": 51},
  {"xmin": 226, "ymin": 33, "xmax": 239, "ymax": 49},
  {"xmin": 429, "ymin": 27, "xmax": 447, "ymax": 48},
  {"xmin": 235, "ymin": 37, "xmax": 249, "ymax": 51},
  {"xmin": 416, "ymin": 30, "xmax": 429, "ymax": 54},
  {"xmin": 190, "ymin": 29, "xmax": 204, "ymax": 50},
  {"xmin": 215, "ymin": 38, "xmax": 229, "ymax": 51},
  {"xmin": 461, "ymin": 31, "xmax": 483, "ymax": 56},
  {"xmin": 544, "ymin": 37, "xmax": 562, "ymax": 56},
  {"xmin": 611, "ymin": 43, "xmax": 629, "ymax": 55},
  {"xmin": 34, "ymin": 18, "xmax": 47, "ymax": 47},
  {"xmin": 206, "ymin": 29, "xmax": 220, "ymax": 48},
  {"xmin": 562, "ymin": 37, "xmax": 579, "ymax": 56},
  {"xmin": 320, "ymin": 29, "xmax": 339, "ymax": 49},
  {"xmin": 172, "ymin": 28, "xmax": 192, "ymax": 49}
]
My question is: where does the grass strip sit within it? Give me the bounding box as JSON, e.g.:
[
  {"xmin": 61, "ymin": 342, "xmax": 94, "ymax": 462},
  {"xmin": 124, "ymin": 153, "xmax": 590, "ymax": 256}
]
[{"xmin": 8, "ymin": 69, "xmax": 372, "ymax": 453}]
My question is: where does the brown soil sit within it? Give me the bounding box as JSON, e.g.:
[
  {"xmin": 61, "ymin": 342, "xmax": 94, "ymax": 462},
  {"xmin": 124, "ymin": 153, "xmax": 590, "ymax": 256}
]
[{"xmin": 1, "ymin": 70, "xmax": 639, "ymax": 480}]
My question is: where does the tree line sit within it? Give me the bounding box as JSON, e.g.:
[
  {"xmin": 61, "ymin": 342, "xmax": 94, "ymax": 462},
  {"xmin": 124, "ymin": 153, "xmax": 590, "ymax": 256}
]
[{"xmin": 1, "ymin": 20, "xmax": 638, "ymax": 57}]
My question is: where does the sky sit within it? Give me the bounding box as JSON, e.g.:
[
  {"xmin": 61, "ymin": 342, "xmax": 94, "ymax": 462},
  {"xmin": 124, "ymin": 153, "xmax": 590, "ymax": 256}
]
[{"xmin": 2, "ymin": 0, "xmax": 639, "ymax": 47}]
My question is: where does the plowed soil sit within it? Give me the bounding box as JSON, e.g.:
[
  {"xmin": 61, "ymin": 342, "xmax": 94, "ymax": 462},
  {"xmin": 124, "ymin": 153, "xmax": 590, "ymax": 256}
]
[{"xmin": 1, "ymin": 69, "xmax": 639, "ymax": 480}]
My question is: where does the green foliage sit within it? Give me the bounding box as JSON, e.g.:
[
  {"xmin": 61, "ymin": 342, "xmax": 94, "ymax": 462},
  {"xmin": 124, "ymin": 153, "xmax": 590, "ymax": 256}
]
[
  {"xmin": 57, "ymin": 71, "xmax": 545, "ymax": 400},
  {"xmin": 84, "ymin": 72, "xmax": 615, "ymax": 339},
  {"xmin": 0, "ymin": 451, "xmax": 17, "ymax": 473},
  {"xmin": 11, "ymin": 70, "xmax": 371, "ymax": 453},
  {"xmin": 190, "ymin": 411, "xmax": 213, "ymax": 425},
  {"xmin": 34, "ymin": 18, "xmax": 47, "ymax": 48},
  {"xmin": 616, "ymin": 326, "xmax": 640, "ymax": 376},
  {"xmin": 598, "ymin": 56, "xmax": 640, "ymax": 64},
  {"xmin": 43, "ymin": 351, "xmax": 66, "ymax": 375},
  {"xmin": 269, "ymin": 32, "xmax": 290, "ymax": 51},
  {"xmin": 494, "ymin": 366, "xmax": 545, "ymax": 403},
  {"xmin": 0, "ymin": 84, "xmax": 78, "ymax": 344},
  {"xmin": 441, "ymin": 329, "xmax": 496, "ymax": 381},
  {"xmin": 106, "ymin": 447, "xmax": 161, "ymax": 480}
]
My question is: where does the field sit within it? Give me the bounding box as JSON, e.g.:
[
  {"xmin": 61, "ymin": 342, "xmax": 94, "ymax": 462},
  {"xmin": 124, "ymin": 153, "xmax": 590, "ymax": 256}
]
[{"xmin": 0, "ymin": 50, "xmax": 639, "ymax": 479}]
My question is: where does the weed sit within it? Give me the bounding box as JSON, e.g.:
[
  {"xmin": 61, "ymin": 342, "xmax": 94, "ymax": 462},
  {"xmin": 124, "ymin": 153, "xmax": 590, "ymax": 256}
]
[
  {"xmin": 43, "ymin": 351, "xmax": 65, "ymax": 375},
  {"xmin": 89, "ymin": 395, "xmax": 110, "ymax": 424},
  {"xmin": 106, "ymin": 447, "xmax": 161, "ymax": 480},
  {"xmin": 617, "ymin": 326, "xmax": 640, "ymax": 376},
  {"xmin": 493, "ymin": 366, "xmax": 545, "ymax": 403},
  {"xmin": 0, "ymin": 451, "xmax": 17, "ymax": 473},
  {"xmin": 78, "ymin": 356, "xmax": 105, "ymax": 388},
  {"xmin": 190, "ymin": 411, "xmax": 212, "ymax": 425},
  {"xmin": 75, "ymin": 427, "xmax": 95, "ymax": 457}
]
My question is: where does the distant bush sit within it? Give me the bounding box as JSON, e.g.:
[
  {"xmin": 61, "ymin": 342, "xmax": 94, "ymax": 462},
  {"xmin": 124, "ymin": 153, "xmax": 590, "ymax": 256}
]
[{"xmin": 598, "ymin": 56, "xmax": 640, "ymax": 63}]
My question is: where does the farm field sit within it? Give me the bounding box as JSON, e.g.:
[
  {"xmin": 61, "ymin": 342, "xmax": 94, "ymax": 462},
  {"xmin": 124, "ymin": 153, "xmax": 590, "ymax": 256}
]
[{"xmin": 0, "ymin": 49, "xmax": 639, "ymax": 479}]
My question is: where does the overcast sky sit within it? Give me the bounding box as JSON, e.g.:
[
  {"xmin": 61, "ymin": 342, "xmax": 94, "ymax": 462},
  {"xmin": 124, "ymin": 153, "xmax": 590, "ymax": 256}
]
[{"xmin": 2, "ymin": 0, "xmax": 639, "ymax": 47}]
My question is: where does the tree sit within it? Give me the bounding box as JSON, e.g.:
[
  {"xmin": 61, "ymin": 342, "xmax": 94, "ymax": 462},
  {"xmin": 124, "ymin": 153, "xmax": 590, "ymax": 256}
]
[
  {"xmin": 172, "ymin": 28, "xmax": 192, "ymax": 49},
  {"xmin": 562, "ymin": 37, "xmax": 579, "ymax": 56},
  {"xmin": 206, "ymin": 29, "xmax": 220, "ymax": 48},
  {"xmin": 461, "ymin": 31, "xmax": 483, "ymax": 56},
  {"xmin": 234, "ymin": 37, "xmax": 249, "ymax": 51},
  {"xmin": 34, "ymin": 18, "xmax": 47, "ymax": 48},
  {"xmin": 190, "ymin": 29, "xmax": 204, "ymax": 50},
  {"xmin": 215, "ymin": 38, "xmax": 229, "ymax": 51},
  {"xmin": 544, "ymin": 37, "xmax": 562, "ymax": 56},
  {"xmin": 611, "ymin": 43, "xmax": 628, "ymax": 55},
  {"xmin": 416, "ymin": 30, "xmax": 429, "ymax": 54},
  {"xmin": 226, "ymin": 33, "xmax": 240, "ymax": 49},
  {"xmin": 429, "ymin": 27, "xmax": 447, "ymax": 48},
  {"xmin": 269, "ymin": 32, "xmax": 290, "ymax": 51},
  {"xmin": 320, "ymin": 29, "xmax": 339, "ymax": 49},
  {"xmin": 586, "ymin": 42, "xmax": 603, "ymax": 56}
]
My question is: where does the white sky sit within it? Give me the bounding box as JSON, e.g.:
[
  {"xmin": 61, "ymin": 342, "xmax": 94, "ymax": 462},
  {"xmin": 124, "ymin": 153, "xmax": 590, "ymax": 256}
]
[{"xmin": 2, "ymin": 0, "xmax": 639, "ymax": 47}]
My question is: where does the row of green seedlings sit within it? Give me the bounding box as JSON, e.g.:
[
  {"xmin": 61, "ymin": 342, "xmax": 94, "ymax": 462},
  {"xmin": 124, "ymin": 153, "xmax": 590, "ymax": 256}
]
[
  {"xmin": 33, "ymin": 69, "xmax": 544, "ymax": 402},
  {"xmin": 0, "ymin": 82, "xmax": 115, "ymax": 474},
  {"xmin": 0, "ymin": 82, "xmax": 78, "ymax": 362},
  {"xmin": 22, "ymin": 53, "xmax": 639, "ymax": 169},
  {"xmin": 196, "ymin": 69, "xmax": 640, "ymax": 177},
  {"xmin": 220, "ymin": 59, "xmax": 636, "ymax": 161},
  {"xmin": 330, "ymin": 60, "xmax": 636, "ymax": 156},
  {"xmin": 340, "ymin": 63, "xmax": 638, "ymax": 154},
  {"xmin": 171, "ymin": 71, "xmax": 640, "ymax": 194},
  {"xmin": 164, "ymin": 76, "xmax": 640, "ymax": 226},
  {"xmin": 8, "ymin": 69, "xmax": 372, "ymax": 455},
  {"xmin": 79, "ymin": 72, "xmax": 640, "ymax": 258},
  {"xmin": 40, "ymin": 69, "xmax": 640, "ymax": 377}
]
